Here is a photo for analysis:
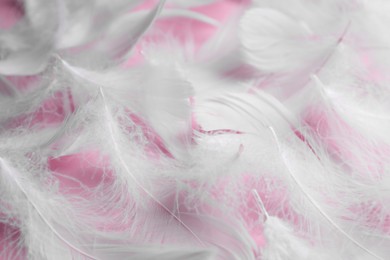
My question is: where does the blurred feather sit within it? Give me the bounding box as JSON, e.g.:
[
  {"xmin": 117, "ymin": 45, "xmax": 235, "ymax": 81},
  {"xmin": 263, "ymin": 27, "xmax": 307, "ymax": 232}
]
[
  {"xmin": 65, "ymin": 0, "xmax": 166, "ymax": 65},
  {"xmin": 239, "ymin": 7, "xmax": 335, "ymax": 73},
  {"xmin": 1, "ymin": 0, "xmax": 390, "ymax": 259},
  {"xmin": 168, "ymin": 0, "xmax": 216, "ymax": 8}
]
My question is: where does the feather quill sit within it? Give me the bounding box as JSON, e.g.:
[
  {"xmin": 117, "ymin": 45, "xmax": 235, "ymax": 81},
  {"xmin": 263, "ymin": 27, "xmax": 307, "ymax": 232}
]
[{"xmin": 2, "ymin": 0, "xmax": 390, "ymax": 259}]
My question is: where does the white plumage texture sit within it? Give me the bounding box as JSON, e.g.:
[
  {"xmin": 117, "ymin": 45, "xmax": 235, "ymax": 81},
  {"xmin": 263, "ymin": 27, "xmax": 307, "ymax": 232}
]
[{"xmin": 1, "ymin": 0, "xmax": 390, "ymax": 259}]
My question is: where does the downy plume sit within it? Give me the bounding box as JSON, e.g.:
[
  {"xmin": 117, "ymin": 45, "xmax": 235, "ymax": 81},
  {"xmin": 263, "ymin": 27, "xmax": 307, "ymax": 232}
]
[{"xmin": 1, "ymin": 0, "xmax": 390, "ymax": 259}]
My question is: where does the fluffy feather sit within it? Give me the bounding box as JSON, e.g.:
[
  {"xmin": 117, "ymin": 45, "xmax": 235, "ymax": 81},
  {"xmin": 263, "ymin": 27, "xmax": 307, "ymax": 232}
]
[
  {"xmin": 1, "ymin": 0, "xmax": 390, "ymax": 259},
  {"xmin": 239, "ymin": 7, "xmax": 334, "ymax": 73}
]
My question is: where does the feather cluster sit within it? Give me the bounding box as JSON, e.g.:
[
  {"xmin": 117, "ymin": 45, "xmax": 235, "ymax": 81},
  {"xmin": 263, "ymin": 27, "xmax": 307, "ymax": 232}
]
[{"xmin": 1, "ymin": 0, "xmax": 390, "ymax": 259}]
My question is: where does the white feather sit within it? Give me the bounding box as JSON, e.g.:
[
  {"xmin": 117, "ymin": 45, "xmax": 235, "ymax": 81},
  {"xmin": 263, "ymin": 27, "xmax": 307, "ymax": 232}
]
[{"xmin": 239, "ymin": 7, "xmax": 336, "ymax": 73}]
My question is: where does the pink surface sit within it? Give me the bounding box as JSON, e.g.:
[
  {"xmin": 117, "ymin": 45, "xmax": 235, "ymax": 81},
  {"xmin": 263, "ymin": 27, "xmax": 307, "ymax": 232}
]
[
  {"xmin": 1, "ymin": 0, "xmax": 390, "ymax": 259},
  {"xmin": 0, "ymin": 1, "xmax": 256, "ymax": 256}
]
